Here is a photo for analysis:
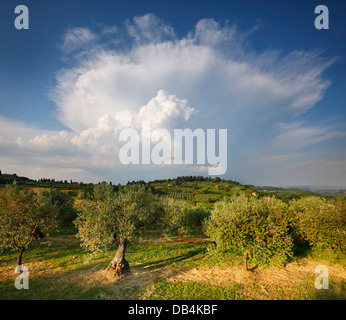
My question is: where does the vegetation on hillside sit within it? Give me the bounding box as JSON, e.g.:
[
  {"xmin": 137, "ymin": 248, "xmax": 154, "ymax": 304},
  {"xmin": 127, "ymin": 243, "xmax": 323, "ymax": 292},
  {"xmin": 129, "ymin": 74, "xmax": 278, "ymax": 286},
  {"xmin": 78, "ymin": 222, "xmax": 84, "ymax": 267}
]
[{"xmin": 0, "ymin": 172, "xmax": 345, "ymax": 299}]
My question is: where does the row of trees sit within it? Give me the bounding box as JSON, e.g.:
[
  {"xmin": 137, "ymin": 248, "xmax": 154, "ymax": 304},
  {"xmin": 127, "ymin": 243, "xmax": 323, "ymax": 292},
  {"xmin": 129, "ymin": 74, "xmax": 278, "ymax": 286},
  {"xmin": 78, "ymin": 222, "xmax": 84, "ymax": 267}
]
[
  {"xmin": 205, "ymin": 194, "xmax": 345, "ymax": 269},
  {"xmin": 165, "ymin": 192, "xmax": 195, "ymax": 200},
  {"xmin": 0, "ymin": 182, "xmax": 345, "ymax": 276},
  {"xmin": 75, "ymin": 185, "xmax": 345, "ymax": 274},
  {"xmin": 74, "ymin": 184, "xmax": 209, "ymax": 276}
]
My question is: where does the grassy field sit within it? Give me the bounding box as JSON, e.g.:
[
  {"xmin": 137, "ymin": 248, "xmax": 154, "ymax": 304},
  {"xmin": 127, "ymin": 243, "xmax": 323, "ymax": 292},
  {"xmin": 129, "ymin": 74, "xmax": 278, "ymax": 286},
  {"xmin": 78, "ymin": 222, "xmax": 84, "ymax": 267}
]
[{"xmin": 0, "ymin": 227, "xmax": 345, "ymax": 300}]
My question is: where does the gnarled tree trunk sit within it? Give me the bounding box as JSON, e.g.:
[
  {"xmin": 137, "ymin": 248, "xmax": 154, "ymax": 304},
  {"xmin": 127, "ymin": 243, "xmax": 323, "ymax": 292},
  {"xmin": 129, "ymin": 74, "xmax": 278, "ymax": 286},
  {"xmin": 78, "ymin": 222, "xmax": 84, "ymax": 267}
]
[{"xmin": 106, "ymin": 238, "xmax": 130, "ymax": 276}]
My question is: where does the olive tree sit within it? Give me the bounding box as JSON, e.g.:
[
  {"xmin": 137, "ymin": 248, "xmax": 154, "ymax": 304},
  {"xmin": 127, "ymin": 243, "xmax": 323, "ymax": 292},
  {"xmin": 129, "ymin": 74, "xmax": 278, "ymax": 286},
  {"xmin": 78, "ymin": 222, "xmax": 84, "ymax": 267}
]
[
  {"xmin": 50, "ymin": 189, "xmax": 77, "ymax": 226},
  {"xmin": 74, "ymin": 185, "xmax": 157, "ymax": 276},
  {"xmin": 161, "ymin": 198, "xmax": 210, "ymax": 236},
  {"xmin": 0, "ymin": 184, "xmax": 58, "ymax": 266},
  {"xmin": 288, "ymin": 196, "xmax": 346, "ymax": 253},
  {"xmin": 205, "ymin": 194, "xmax": 293, "ymax": 269}
]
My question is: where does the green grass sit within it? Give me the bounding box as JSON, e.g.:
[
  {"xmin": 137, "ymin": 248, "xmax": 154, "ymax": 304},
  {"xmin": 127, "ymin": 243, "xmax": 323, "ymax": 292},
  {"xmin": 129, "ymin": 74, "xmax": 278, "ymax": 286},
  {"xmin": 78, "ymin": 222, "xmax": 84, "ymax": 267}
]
[
  {"xmin": 0, "ymin": 227, "xmax": 345, "ymax": 300},
  {"xmin": 148, "ymin": 280, "xmax": 245, "ymax": 300}
]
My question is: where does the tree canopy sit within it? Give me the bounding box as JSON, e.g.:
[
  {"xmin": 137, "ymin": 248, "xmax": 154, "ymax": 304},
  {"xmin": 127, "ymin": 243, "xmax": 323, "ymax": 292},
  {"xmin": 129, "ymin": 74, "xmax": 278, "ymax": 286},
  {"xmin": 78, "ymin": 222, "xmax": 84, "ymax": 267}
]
[
  {"xmin": 74, "ymin": 184, "xmax": 157, "ymax": 275},
  {"xmin": 205, "ymin": 194, "xmax": 293, "ymax": 269},
  {"xmin": 0, "ymin": 183, "xmax": 59, "ymax": 265}
]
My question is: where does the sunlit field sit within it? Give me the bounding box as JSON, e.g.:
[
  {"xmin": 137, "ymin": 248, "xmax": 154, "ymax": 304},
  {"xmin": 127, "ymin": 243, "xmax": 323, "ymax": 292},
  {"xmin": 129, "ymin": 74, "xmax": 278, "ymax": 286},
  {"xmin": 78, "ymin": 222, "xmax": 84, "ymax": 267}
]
[{"xmin": 1, "ymin": 227, "xmax": 345, "ymax": 300}]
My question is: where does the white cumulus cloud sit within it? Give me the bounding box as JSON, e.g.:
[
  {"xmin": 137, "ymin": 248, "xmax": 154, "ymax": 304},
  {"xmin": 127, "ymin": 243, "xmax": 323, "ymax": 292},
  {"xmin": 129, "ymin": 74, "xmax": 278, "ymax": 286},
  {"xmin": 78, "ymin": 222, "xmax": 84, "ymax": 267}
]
[{"xmin": 0, "ymin": 14, "xmax": 344, "ymax": 186}]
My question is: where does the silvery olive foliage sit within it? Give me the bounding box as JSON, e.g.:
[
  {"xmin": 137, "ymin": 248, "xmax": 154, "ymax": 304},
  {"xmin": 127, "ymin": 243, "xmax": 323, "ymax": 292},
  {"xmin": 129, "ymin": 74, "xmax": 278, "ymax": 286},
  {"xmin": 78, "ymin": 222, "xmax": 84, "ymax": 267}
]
[
  {"xmin": 161, "ymin": 198, "xmax": 210, "ymax": 236},
  {"xmin": 74, "ymin": 184, "xmax": 157, "ymax": 253},
  {"xmin": 205, "ymin": 194, "xmax": 293, "ymax": 267},
  {"xmin": 0, "ymin": 183, "xmax": 58, "ymax": 253},
  {"xmin": 288, "ymin": 196, "xmax": 346, "ymax": 253}
]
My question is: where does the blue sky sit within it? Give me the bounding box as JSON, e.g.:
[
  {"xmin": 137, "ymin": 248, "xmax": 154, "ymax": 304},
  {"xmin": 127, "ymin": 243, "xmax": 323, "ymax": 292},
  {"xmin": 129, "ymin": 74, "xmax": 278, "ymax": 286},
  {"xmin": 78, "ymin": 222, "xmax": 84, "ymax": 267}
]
[{"xmin": 0, "ymin": 0, "xmax": 345, "ymax": 186}]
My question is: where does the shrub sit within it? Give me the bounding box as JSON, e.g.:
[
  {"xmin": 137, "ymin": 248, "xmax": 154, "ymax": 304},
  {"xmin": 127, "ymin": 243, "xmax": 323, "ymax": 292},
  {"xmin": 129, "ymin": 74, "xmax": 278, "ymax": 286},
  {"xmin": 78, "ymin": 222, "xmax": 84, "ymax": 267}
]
[
  {"xmin": 161, "ymin": 199, "xmax": 210, "ymax": 236},
  {"xmin": 205, "ymin": 194, "xmax": 293, "ymax": 269},
  {"xmin": 50, "ymin": 189, "xmax": 77, "ymax": 226},
  {"xmin": 288, "ymin": 196, "xmax": 346, "ymax": 253},
  {"xmin": 78, "ymin": 185, "xmax": 94, "ymax": 200}
]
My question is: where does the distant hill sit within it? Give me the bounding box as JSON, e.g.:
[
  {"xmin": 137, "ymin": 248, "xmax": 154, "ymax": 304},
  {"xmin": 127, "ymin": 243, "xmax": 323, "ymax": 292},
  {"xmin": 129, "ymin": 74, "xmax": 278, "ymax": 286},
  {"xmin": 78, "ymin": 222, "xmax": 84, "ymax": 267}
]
[
  {"xmin": 0, "ymin": 170, "xmax": 85, "ymax": 190},
  {"xmin": 254, "ymin": 185, "xmax": 346, "ymax": 197},
  {"xmin": 1, "ymin": 170, "xmax": 344, "ymax": 198},
  {"xmin": 0, "ymin": 172, "xmax": 36, "ymax": 185}
]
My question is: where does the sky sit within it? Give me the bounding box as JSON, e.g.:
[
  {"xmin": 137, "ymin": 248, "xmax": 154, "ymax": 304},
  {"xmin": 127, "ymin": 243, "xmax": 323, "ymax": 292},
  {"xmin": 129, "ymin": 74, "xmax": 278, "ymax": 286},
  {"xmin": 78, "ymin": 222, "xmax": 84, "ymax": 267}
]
[{"xmin": 0, "ymin": 0, "xmax": 345, "ymax": 187}]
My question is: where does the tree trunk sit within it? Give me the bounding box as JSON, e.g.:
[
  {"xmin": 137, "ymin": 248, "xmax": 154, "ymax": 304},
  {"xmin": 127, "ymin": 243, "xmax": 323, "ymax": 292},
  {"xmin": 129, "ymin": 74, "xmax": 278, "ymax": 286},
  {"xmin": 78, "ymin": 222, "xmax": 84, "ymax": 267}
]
[
  {"xmin": 17, "ymin": 247, "xmax": 25, "ymax": 266},
  {"xmin": 106, "ymin": 238, "xmax": 130, "ymax": 276},
  {"xmin": 243, "ymin": 252, "xmax": 248, "ymax": 271}
]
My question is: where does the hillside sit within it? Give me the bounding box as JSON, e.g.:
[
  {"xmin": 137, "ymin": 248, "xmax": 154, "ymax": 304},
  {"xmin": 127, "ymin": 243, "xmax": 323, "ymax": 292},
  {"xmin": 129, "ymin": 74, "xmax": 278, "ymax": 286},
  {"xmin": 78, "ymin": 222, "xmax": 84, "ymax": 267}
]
[
  {"xmin": 1, "ymin": 170, "xmax": 345, "ymax": 203},
  {"xmin": 0, "ymin": 170, "xmax": 86, "ymax": 190},
  {"xmin": 254, "ymin": 185, "xmax": 346, "ymax": 197},
  {"xmin": 0, "ymin": 171, "xmax": 345, "ymax": 301}
]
